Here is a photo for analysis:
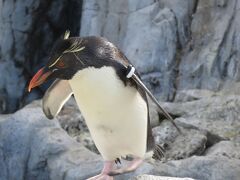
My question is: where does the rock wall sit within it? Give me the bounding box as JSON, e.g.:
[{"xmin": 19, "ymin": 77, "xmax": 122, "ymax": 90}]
[
  {"xmin": 179, "ymin": 0, "xmax": 240, "ymax": 91},
  {"xmin": 1, "ymin": 1, "xmax": 240, "ymax": 179},
  {"xmin": 1, "ymin": 88, "xmax": 240, "ymax": 180},
  {"xmin": 0, "ymin": 0, "xmax": 82, "ymax": 113},
  {"xmin": 80, "ymin": 0, "xmax": 240, "ymax": 100},
  {"xmin": 1, "ymin": 0, "xmax": 240, "ymax": 113}
]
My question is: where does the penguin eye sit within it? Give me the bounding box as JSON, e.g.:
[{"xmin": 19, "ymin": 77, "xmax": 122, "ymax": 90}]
[{"xmin": 56, "ymin": 60, "xmax": 65, "ymax": 68}]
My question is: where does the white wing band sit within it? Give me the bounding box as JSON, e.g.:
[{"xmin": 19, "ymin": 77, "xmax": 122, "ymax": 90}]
[{"xmin": 126, "ymin": 66, "xmax": 135, "ymax": 78}]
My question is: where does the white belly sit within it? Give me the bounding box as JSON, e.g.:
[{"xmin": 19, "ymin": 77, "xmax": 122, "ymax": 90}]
[{"xmin": 69, "ymin": 66, "xmax": 148, "ymax": 160}]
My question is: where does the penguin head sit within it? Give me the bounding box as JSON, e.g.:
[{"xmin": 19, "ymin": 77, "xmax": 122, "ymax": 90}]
[{"xmin": 28, "ymin": 31, "xmax": 86, "ymax": 92}]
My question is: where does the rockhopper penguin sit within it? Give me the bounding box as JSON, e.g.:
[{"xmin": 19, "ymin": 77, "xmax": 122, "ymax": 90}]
[{"xmin": 28, "ymin": 31, "xmax": 179, "ymax": 180}]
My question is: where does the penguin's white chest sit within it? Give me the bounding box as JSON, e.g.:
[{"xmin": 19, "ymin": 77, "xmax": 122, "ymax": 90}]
[{"xmin": 69, "ymin": 66, "xmax": 148, "ymax": 160}]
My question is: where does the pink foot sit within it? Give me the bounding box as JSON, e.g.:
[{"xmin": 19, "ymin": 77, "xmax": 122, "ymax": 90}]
[
  {"xmin": 87, "ymin": 174, "xmax": 113, "ymax": 180},
  {"xmin": 87, "ymin": 161, "xmax": 114, "ymax": 180},
  {"xmin": 109, "ymin": 157, "xmax": 143, "ymax": 176}
]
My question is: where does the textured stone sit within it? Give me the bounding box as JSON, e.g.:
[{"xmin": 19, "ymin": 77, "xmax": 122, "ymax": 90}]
[
  {"xmin": 178, "ymin": 0, "xmax": 240, "ymax": 92},
  {"xmin": 0, "ymin": 0, "xmax": 82, "ymax": 113},
  {"xmin": 174, "ymin": 89, "xmax": 216, "ymax": 102},
  {"xmin": 154, "ymin": 155, "xmax": 240, "ymax": 180},
  {"xmin": 123, "ymin": 7, "xmax": 177, "ymax": 74},
  {"xmin": 0, "ymin": 104, "xmax": 104, "ymax": 180},
  {"xmin": 80, "ymin": 0, "xmax": 129, "ymax": 46},
  {"xmin": 2, "ymin": 0, "xmax": 240, "ymax": 179},
  {"xmin": 0, "ymin": 102, "xmax": 189, "ymax": 180},
  {"xmin": 159, "ymin": 0, "xmax": 196, "ymax": 47},
  {"xmin": 0, "ymin": 114, "xmax": 9, "ymax": 122},
  {"xmin": 205, "ymin": 140, "xmax": 240, "ymax": 158},
  {"xmin": 80, "ymin": 0, "xmax": 240, "ymax": 102},
  {"xmin": 161, "ymin": 95, "xmax": 240, "ymax": 139},
  {"xmin": 80, "ymin": 0, "xmax": 198, "ymax": 101},
  {"xmin": 133, "ymin": 175, "xmax": 195, "ymax": 180},
  {"xmin": 153, "ymin": 121, "xmax": 207, "ymax": 161},
  {"xmin": 2, "ymin": 97, "xmax": 240, "ymax": 180},
  {"xmin": 2, "ymin": 0, "xmax": 240, "ymax": 112}
]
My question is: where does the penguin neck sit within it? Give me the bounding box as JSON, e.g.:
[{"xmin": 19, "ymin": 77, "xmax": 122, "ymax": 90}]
[{"xmin": 69, "ymin": 66, "xmax": 123, "ymax": 94}]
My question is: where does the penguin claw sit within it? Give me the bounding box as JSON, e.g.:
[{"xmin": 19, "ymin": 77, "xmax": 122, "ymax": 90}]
[
  {"xmin": 109, "ymin": 157, "xmax": 143, "ymax": 176},
  {"xmin": 88, "ymin": 161, "xmax": 115, "ymax": 180},
  {"xmin": 114, "ymin": 158, "xmax": 121, "ymax": 164}
]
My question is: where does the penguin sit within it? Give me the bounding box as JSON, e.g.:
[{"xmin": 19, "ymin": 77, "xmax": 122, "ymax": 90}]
[{"xmin": 28, "ymin": 31, "xmax": 178, "ymax": 180}]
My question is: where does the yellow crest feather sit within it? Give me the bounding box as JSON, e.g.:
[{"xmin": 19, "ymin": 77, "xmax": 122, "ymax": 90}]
[{"xmin": 64, "ymin": 30, "xmax": 70, "ymax": 39}]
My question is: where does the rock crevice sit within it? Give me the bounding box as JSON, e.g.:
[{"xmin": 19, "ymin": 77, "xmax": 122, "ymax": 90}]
[{"xmin": 0, "ymin": 0, "xmax": 82, "ymax": 113}]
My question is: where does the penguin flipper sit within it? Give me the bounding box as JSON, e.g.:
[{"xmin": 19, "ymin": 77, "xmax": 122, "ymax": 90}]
[
  {"xmin": 146, "ymin": 113, "xmax": 155, "ymax": 151},
  {"xmin": 42, "ymin": 79, "xmax": 73, "ymax": 119},
  {"xmin": 130, "ymin": 73, "xmax": 181, "ymax": 133}
]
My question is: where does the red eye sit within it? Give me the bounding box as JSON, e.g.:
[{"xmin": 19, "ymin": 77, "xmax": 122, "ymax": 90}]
[{"xmin": 56, "ymin": 60, "xmax": 65, "ymax": 68}]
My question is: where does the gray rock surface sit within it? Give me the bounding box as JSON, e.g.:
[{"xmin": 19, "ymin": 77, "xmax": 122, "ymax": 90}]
[
  {"xmin": 80, "ymin": 0, "xmax": 196, "ymax": 101},
  {"xmin": 1, "ymin": 0, "xmax": 240, "ymax": 179},
  {"xmin": 0, "ymin": 114, "xmax": 9, "ymax": 122},
  {"xmin": 56, "ymin": 89, "xmax": 240, "ymax": 179},
  {"xmin": 80, "ymin": 0, "xmax": 240, "ymax": 101},
  {"xmin": 153, "ymin": 121, "xmax": 207, "ymax": 161},
  {"xmin": 1, "ymin": 0, "xmax": 240, "ymax": 113},
  {"xmin": 149, "ymin": 89, "xmax": 240, "ymax": 180},
  {"xmin": 162, "ymin": 95, "xmax": 240, "ymax": 140},
  {"xmin": 133, "ymin": 175, "xmax": 194, "ymax": 180},
  {"xmin": 178, "ymin": 0, "xmax": 240, "ymax": 92},
  {"xmin": 205, "ymin": 140, "xmax": 240, "ymax": 158},
  {"xmin": 0, "ymin": 102, "xmax": 103, "ymax": 180},
  {"xmin": 0, "ymin": 0, "xmax": 82, "ymax": 113},
  {"xmin": 154, "ymin": 155, "xmax": 240, "ymax": 180},
  {"xmin": 0, "ymin": 101, "xmax": 197, "ymax": 180},
  {"xmin": 174, "ymin": 89, "xmax": 216, "ymax": 102},
  {"xmin": 1, "ymin": 92, "xmax": 240, "ymax": 180}
]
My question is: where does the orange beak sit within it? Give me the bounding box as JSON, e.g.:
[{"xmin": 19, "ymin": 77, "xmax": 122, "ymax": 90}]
[{"xmin": 28, "ymin": 67, "xmax": 52, "ymax": 92}]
